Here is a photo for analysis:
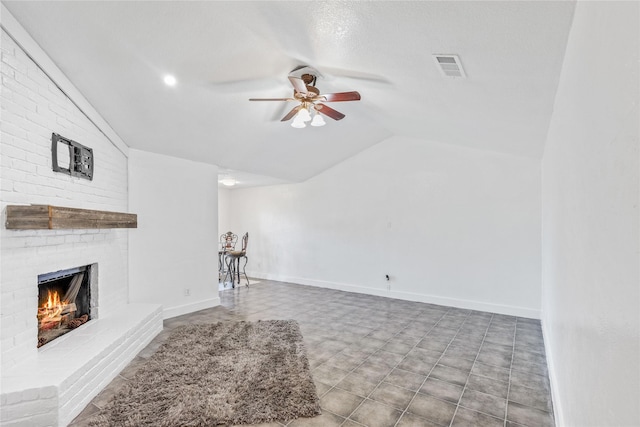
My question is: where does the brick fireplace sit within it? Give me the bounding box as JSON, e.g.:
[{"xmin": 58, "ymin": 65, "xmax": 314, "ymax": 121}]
[{"xmin": 0, "ymin": 27, "xmax": 162, "ymax": 427}]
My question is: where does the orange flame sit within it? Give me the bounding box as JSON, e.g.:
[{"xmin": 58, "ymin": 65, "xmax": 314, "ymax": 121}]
[
  {"xmin": 45, "ymin": 289, "xmax": 61, "ymax": 310},
  {"xmin": 39, "ymin": 290, "xmax": 64, "ymax": 328}
]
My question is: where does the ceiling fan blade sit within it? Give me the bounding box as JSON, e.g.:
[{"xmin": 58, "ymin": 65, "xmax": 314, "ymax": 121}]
[
  {"xmin": 249, "ymin": 98, "xmax": 295, "ymax": 101},
  {"xmin": 288, "ymin": 76, "xmax": 308, "ymax": 95},
  {"xmin": 280, "ymin": 106, "xmax": 301, "ymax": 122},
  {"xmin": 315, "ymin": 103, "xmax": 345, "ymax": 121},
  {"xmin": 320, "ymin": 91, "xmax": 361, "ymax": 102}
]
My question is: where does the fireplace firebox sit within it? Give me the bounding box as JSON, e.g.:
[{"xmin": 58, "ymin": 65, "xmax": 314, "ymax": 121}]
[{"xmin": 37, "ymin": 265, "xmax": 93, "ymax": 348}]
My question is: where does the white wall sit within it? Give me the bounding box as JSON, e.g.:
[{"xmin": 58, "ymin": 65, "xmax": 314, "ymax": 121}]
[
  {"xmin": 226, "ymin": 135, "xmax": 542, "ymax": 318},
  {"xmin": 541, "ymin": 2, "xmax": 639, "ymax": 426},
  {"xmin": 218, "ymin": 186, "xmax": 232, "ymax": 237},
  {"xmin": 128, "ymin": 149, "xmax": 220, "ymax": 318},
  {"xmin": 0, "ymin": 28, "xmax": 130, "ymax": 367}
]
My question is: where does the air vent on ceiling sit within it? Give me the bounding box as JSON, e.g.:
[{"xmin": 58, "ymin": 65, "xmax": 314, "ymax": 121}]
[{"xmin": 433, "ymin": 54, "xmax": 466, "ymax": 78}]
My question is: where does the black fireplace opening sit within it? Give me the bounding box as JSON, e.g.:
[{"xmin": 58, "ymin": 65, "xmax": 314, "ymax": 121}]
[{"xmin": 37, "ymin": 265, "xmax": 92, "ymax": 348}]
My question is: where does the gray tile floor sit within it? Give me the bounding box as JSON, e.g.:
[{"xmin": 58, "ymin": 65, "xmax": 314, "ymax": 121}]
[{"xmin": 70, "ymin": 280, "xmax": 555, "ymax": 427}]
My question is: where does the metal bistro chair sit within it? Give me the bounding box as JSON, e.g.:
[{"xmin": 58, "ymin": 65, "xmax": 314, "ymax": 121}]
[
  {"xmin": 224, "ymin": 232, "xmax": 249, "ymax": 288},
  {"xmin": 218, "ymin": 231, "xmax": 237, "ymax": 281}
]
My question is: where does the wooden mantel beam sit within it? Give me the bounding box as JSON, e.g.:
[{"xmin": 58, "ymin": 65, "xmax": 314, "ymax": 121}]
[{"xmin": 5, "ymin": 205, "xmax": 137, "ymax": 230}]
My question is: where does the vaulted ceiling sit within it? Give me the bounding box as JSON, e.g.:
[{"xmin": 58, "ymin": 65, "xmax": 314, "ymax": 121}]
[{"xmin": 3, "ymin": 1, "xmax": 575, "ymax": 185}]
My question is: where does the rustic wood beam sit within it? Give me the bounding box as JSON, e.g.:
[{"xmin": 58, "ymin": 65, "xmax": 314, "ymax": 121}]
[{"xmin": 5, "ymin": 205, "xmax": 137, "ymax": 229}]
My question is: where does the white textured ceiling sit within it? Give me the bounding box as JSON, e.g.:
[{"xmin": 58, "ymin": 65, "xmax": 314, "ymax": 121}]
[{"xmin": 3, "ymin": 1, "xmax": 575, "ymax": 184}]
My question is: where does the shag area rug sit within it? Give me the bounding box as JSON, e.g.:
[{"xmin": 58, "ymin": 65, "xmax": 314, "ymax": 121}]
[{"xmin": 88, "ymin": 320, "xmax": 321, "ymax": 426}]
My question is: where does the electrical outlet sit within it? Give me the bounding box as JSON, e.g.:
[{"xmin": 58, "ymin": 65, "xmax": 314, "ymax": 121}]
[{"xmin": 184, "ymin": 288, "xmax": 191, "ymax": 296}]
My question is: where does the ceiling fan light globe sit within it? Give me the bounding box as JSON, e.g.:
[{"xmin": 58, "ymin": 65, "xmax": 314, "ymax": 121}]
[
  {"xmin": 310, "ymin": 114, "xmax": 326, "ymax": 127},
  {"xmin": 291, "ymin": 119, "xmax": 306, "ymax": 128},
  {"xmin": 298, "ymin": 107, "xmax": 311, "ymax": 122}
]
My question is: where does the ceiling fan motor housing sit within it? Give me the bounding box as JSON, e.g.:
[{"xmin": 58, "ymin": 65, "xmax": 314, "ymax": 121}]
[
  {"xmin": 301, "ymin": 73, "xmax": 316, "ymax": 85},
  {"xmin": 293, "ymin": 84, "xmax": 320, "ymax": 100},
  {"xmin": 306, "ymin": 86, "xmax": 320, "ymax": 95}
]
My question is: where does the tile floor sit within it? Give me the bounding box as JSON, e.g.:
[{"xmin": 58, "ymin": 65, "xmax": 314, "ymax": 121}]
[{"xmin": 70, "ymin": 280, "xmax": 555, "ymax": 427}]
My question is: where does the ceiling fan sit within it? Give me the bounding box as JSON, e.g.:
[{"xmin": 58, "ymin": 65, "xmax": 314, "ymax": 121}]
[{"xmin": 249, "ymin": 69, "xmax": 361, "ymax": 128}]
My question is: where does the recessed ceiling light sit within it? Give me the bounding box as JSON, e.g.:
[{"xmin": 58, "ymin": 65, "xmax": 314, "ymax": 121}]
[
  {"xmin": 220, "ymin": 177, "xmax": 236, "ymax": 187},
  {"xmin": 163, "ymin": 75, "xmax": 177, "ymax": 86}
]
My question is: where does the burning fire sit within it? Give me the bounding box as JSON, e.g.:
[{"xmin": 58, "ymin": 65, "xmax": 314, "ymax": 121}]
[
  {"xmin": 44, "ymin": 290, "xmax": 62, "ymax": 311},
  {"xmin": 39, "ymin": 290, "xmax": 65, "ymax": 329}
]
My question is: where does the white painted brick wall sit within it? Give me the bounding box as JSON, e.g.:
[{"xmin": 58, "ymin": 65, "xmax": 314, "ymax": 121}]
[
  {"xmin": 0, "ymin": 305, "xmax": 163, "ymax": 427},
  {"xmin": 1, "ymin": 28, "xmax": 129, "ymax": 369},
  {"xmin": 1, "ymin": 388, "xmax": 57, "ymax": 427},
  {"xmin": 0, "ymin": 24, "xmax": 164, "ymax": 427}
]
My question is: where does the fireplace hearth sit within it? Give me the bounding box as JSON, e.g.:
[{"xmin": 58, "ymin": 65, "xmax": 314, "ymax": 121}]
[{"xmin": 37, "ymin": 265, "xmax": 93, "ymax": 347}]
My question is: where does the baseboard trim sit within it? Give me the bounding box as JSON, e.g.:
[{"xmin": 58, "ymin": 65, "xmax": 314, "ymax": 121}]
[
  {"xmin": 246, "ymin": 271, "xmax": 540, "ymax": 319},
  {"xmin": 162, "ymin": 296, "xmax": 220, "ymax": 319},
  {"xmin": 541, "ymin": 315, "xmax": 562, "ymax": 427}
]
